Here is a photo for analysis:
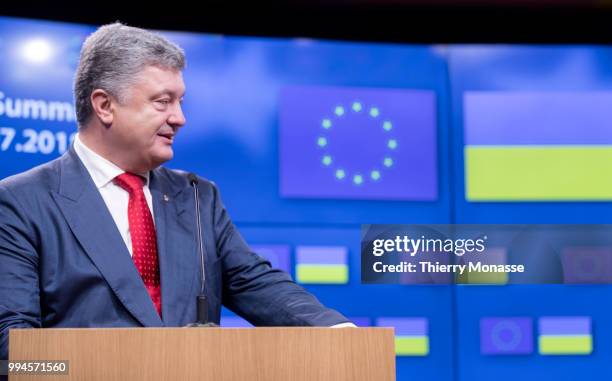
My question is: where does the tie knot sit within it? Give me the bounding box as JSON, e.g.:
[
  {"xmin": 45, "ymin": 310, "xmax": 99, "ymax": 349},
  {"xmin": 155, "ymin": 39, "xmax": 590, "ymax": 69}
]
[{"xmin": 114, "ymin": 172, "xmax": 145, "ymax": 194}]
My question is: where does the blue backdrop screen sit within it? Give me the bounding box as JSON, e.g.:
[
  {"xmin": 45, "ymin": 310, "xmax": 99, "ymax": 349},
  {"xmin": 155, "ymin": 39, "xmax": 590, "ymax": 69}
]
[{"xmin": 1, "ymin": 17, "xmax": 611, "ymax": 381}]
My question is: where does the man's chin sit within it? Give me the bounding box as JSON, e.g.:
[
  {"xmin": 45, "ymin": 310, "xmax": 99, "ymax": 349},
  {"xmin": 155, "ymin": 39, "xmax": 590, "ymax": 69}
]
[{"xmin": 147, "ymin": 149, "xmax": 174, "ymax": 170}]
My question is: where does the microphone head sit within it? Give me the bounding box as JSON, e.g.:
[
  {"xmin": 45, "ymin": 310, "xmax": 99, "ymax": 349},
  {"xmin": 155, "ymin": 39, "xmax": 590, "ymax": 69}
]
[{"xmin": 188, "ymin": 172, "xmax": 199, "ymax": 186}]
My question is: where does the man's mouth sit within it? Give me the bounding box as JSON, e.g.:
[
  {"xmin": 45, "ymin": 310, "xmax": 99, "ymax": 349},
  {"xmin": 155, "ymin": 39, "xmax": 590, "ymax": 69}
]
[{"xmin": 157, "ymin": 132, "xmax": 174, "ymax": 143}]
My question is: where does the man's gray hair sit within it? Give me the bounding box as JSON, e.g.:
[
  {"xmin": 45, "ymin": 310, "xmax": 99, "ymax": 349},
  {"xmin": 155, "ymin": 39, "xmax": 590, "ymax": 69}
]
[{"xmin": 74, "ymin": 22, "xmax": 185, "ymax": 127}]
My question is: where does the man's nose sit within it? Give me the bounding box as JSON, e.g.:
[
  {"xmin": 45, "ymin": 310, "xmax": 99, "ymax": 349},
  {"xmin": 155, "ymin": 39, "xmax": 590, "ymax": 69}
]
[{"xmin": 168, "ymin": 103, "xmax": 186, "ymax": 127}]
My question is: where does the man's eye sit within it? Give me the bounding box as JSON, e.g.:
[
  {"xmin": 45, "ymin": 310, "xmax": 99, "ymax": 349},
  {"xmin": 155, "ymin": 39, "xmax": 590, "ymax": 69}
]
[{"xmin": 156, "ymin": 99, "xmax": 170, "ymax": 105}]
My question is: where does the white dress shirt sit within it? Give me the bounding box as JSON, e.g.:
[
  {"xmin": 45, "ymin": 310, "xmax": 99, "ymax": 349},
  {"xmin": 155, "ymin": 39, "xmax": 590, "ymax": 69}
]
[{"xmin": 73, "ymin": 133, "xmax": 153, "ymax": 257}]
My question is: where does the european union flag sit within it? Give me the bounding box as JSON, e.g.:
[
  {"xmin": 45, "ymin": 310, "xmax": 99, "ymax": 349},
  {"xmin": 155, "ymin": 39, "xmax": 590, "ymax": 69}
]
[
  {"xmin": 480, "ymin": 317, "xmax": 533, "ymax": 355},
  {"xmin": 250, "ymin": 244, "xmax": 291, "ymax": 274},
  {"xmin": 280, "ymin": 86, "xmax": 437, "ymax": 200}
]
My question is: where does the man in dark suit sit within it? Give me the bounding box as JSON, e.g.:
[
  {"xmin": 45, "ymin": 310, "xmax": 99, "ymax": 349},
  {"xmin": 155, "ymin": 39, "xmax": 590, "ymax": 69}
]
[{"xmin": 0, "ymin": 22, "xmax": 351, "ymax": 360}]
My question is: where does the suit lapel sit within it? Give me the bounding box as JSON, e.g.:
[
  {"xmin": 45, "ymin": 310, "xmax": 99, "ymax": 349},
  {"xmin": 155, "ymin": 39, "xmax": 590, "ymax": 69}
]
[
  {"xmin": 149, "ymin": 169, "xmax": 198, "ymax": 326},
  {"xmin": 51, "ymin": 148, "xmax": 164, "ymax": 327}
]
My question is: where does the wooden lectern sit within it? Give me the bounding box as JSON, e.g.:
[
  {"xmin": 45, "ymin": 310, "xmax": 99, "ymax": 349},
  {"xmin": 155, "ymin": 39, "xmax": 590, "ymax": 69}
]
[{"xmin": 9, "ymin": 327, "xmax": 395, "ymax": 380}]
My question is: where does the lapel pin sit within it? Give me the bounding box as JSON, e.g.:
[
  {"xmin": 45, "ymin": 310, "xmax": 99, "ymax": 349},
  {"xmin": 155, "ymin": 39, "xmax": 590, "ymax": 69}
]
[{"xmin": 163, "ymin": 194, "xmax": 170, "ymax": 202}]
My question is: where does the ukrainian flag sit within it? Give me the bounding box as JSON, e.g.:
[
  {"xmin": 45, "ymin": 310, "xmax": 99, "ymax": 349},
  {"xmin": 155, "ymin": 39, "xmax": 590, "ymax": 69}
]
[
  {"xmin": 538, "ymin": 316, "xmax": 593, "ymax": 355},
  {"xmin": 456, "ymin": 247, "xmax": 508, "ymax": 285},
  {"xmin": 464, "ymin": 92, "xmax": 612, "ymax": 201},
  {"xmin": 376, "ymin": 317, "xmax": 429, "ymax": 356},
  {"xmin": 295, "ymin": 246, "xmax": 348, "ymax": 284}
]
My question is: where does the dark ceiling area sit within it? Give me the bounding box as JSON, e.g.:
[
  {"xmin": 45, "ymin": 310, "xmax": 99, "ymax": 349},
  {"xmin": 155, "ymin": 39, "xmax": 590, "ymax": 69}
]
[{"xmin": 1, "ymin": 2, "xmax": 610, "ymax": 43}]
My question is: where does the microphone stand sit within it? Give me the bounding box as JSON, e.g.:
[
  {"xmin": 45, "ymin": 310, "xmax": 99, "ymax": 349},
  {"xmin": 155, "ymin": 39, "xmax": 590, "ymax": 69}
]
[{"xmin": 184, "ymin": 173, "xmax": 218, "ymax": 328}]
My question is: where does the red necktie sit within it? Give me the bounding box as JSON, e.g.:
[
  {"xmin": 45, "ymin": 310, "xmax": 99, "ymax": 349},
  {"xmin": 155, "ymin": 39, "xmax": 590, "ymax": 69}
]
[{"xmin": 114, "ymin": 172, "xmax": 162, "ymax": 318}]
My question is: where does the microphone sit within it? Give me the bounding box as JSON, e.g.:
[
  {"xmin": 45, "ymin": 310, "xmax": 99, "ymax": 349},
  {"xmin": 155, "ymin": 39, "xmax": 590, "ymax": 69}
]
[{"xmin": 184, "ymin": 173, "xmax": 218, "ymax": 328}]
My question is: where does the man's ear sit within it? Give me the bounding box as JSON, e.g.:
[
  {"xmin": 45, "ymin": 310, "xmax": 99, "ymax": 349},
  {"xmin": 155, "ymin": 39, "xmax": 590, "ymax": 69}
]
[{"xmin": 90, "ymin": 89, "xmax": 115, "ymax": 126}]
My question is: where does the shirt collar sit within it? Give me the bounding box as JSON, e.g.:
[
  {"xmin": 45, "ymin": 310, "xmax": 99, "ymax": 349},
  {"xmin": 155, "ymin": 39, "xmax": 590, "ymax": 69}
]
[{"xmin": 73, "ymin": 133, "xmax": 150, "ymax": 189}]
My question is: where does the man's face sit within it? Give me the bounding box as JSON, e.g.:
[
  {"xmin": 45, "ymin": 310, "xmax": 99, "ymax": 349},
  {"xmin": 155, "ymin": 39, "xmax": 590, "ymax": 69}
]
[{"xmin": 110, "ymin": 65, "xmax": 186, "ymax": 172}]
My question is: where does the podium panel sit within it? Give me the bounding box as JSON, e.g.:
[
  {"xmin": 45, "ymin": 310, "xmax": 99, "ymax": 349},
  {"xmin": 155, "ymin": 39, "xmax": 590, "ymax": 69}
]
[{"xmin": 9, "ymin": 327, "xmax": 395, "ymax": 381}]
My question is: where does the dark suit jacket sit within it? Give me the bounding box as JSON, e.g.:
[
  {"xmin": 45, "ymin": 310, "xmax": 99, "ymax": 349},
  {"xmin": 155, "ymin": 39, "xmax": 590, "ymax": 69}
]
[{"xmin": 0, "ymin": 148, "xmax": 348, "ymax": 359}]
